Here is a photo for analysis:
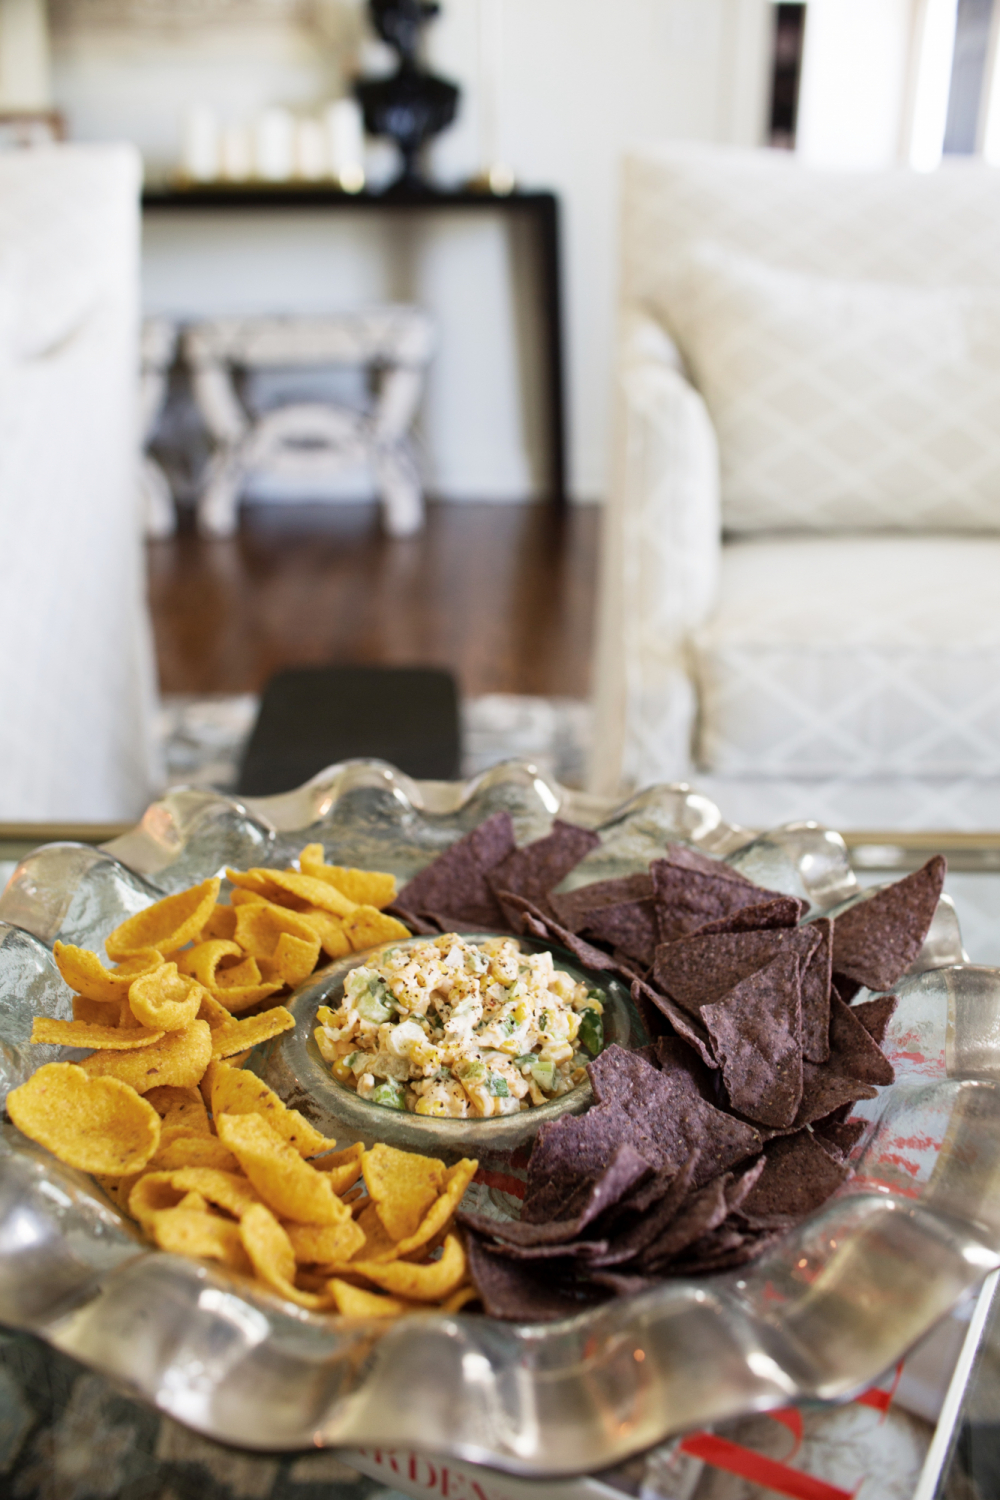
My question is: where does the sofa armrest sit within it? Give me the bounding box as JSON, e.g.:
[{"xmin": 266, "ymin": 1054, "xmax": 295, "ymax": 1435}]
[{"xmin": 589, "ymin": 311, "xmax": 721, "ymax": 796}]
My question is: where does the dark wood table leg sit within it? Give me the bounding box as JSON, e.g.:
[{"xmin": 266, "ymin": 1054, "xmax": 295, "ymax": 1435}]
[{"xmin": 535, "ymin": 194, "xmax": 567, "ymax": 508}]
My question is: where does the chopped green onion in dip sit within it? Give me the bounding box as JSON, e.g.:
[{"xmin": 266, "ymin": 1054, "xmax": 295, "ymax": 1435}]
[{"xmin": 314, "ymin": 933, "xmax": 604, "ymax": 1118}]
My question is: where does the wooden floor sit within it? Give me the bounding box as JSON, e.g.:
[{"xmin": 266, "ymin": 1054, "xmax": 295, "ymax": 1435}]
[{"xmin": 147, "ymin": 501, "xmax": 600, "ymax": 699}]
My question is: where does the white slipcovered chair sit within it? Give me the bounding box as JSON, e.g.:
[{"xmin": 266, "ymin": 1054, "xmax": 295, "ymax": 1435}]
[
  {"xmin": 591, "ymin": 144, "xmax": 1000, "ymax": 831},
  {"xmin": 0, "ymin": 144, "xmax": 160, "ymax": 820}
]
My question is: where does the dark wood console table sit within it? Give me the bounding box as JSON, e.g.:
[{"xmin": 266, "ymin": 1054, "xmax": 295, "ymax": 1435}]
[{"xmin": 141, "ymin": 184, "xmax": 567, "ymax": 507}]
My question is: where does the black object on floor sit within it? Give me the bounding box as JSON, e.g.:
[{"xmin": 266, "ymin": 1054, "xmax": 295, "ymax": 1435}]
[{"xmin": 237, "ymin": 665, "xmax": 461, "ymax": 796}]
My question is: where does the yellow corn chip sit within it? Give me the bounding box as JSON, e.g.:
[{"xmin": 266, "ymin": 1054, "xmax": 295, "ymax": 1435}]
[
  {"xmin": 170, "ymin": 1168, "xmax": 260, "ymax": 1219},
  {"xmin": 298, "ymin": 849, "xmax": 398, "ymax": 911},
  {"xmin": 371, "ymin": 1159, "xmax": 478, "ymax": 1264},
  {"xmin": 195, "ymin": 991, "xmax": 233, "ymax": 1031},
  {"xmin": 229, "ymin": 889, "xmax": 269, "ymax": 909},
  {"xmin": 130, "ymin": 1172, "xmax": 187, "ymax": 1224},
  {"xmin": 176, "ymin": 1191, "xmax": 210, "ymax": 1212},
  {"xmin": 215, "ymin": 1114, "xmax": 349, "ymax": 1224},
  {"xmin": 80, "ymin": 1020, "xmax": 213, "ymax": 1094},
  {"xmin": 440, "ymin": 1284, "xmax": 480, "ymax": 1314},
  {"xmin": 284, "ymin": 1218, "xmax": 366, "ymax": 1265},
  {"xmin": 6, "ymin": 1063, "xmax": 161, "ymax": 1176},
  {"xmin": 233, "ymin": 900, "xmax": 320, "ymax": 966},
  {"xmin": 151, "ymin": 1207, "xmax": 252, "ymax": 1273},
  {"xmin": 326, "ymin": 1279, "xmax": 417, "ymax": 1318},
  {"xmin": 362, "ymin": 1142, "xmax": 446, "ymax": 1242},
  {"xmin": 350, "ymin": 1232, "xmax": 467, "ymax": 1303},
  {"xmin": 93, "ymin": 1172, "xmax": 138, "ymax": 1212},
  {"xmin": 175, "ymin": 939, "xmax": 243, "ymax": 988},
  {"xmin": 210, "ymin": 1063, "xmax": 336, "ymax": 1157},
  {"xmin": 200, "ymin": 904, "xmax": 238, "ymax": 942},
  {"xmin": 344, "ymin": 908, "xmax": 411, "ymax": 953},
  {"xmin": 295, "ymin": 908, "xmax": 352, "ymax": 960},
  {"xmin": 30, "ymin": 1017, "xmax": 165, "ymax": 1050},
  {"xmin": 214, "ymin": 953, "xmax": 262, "ymax": 986},
  {"xmin": 71, "ymin": 995, "xmax": 124, "ymax": 1028},
  {"xmin": 258, "ymin": 935, "xmax": 319, "ymax": 989},
  {"xmin": 239, "ymin": 1202, "xmax": 331, "ymax": 1309},
  {"xmin": 105, "ymin": 877, "xmax": 222, "ymax": 961},
  {"xmin": 211, "ymin": 982, "xmax": 284, "ymax": 1016},
  {"xmin": 53, "ymin": 942, "xmax": 163, "ymax": 1005},
  {"xmin": 145, "ymin": 1085, "xmax": 211, "ymax": 1135},
  {"xmin": 313, "ymin": 1142, "xmax": 365, "ymax": 1194},
  {"xmin": 150, "ymin": 1135, "xmax": 239, "ymax": 1174},
  {"xmin": 225, "ymin": 868, "xmax": 276, "ymax": 897},
  {"xmin": 210, "ymin": 1006, "xmax": 295, "ymax": 1060},
  {"xmin": 128, "ymin": 964, "xmax": 205, "ymax": 1033}
]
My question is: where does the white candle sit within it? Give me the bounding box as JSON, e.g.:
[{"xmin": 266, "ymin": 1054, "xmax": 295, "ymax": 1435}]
[
  {"xmin": 325, "ymin": 99, "xmax": 366, "ymax": 191},
  {"xmin": 295, "ymin": 117, "xmax": 328, "ymax": 181},
  {"xmin": 255, "ymin": 107, "xmax": 295, "ymax": 182},
  {"xmin": 220, "ymin": 123, "xmax": 252, "ymax": 182},
  {"xmin": 181, "ymin": 104, "xmax": 220, "ymax": 183}
]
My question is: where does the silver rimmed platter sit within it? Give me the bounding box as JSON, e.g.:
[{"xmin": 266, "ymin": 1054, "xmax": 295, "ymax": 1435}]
[{"xmin": 0, "ymin": 759, "xmax": 997, "ymax": 1480}]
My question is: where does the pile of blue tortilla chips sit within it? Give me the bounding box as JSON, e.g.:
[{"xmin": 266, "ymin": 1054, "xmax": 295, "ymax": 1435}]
[{"xmin": 391, "ymin": 814, "xmax": 945, "ymax": 1319}]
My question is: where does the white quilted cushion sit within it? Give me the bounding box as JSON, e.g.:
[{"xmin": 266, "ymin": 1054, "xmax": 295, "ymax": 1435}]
[
  {"xmin": 663, "ymin": 245, "xmax": 1000, "ymax": 533},
  {"xmin": 692, "ymin": 535, "xmax": 1000, "ymax": 777}
]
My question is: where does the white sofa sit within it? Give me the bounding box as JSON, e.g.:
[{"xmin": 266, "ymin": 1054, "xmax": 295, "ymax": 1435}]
[
  {"xmin": 0, "ymin": 144, "xmax": 160, "ymax": 820},
  {"xmin": 591, "ymin": 144, "xmax": 1000, "ymax": 831}
]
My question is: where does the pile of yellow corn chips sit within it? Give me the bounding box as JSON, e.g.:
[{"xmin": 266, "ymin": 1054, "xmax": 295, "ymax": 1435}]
[{"xmin": 6, "ymin": 851, "xmax": 480, "ymax": 1317}]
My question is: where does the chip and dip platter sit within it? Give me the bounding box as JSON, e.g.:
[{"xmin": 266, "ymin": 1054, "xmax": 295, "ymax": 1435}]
[{"xmin": 0, "ymin": 759, "xmax": 999, "ymax": 1480}]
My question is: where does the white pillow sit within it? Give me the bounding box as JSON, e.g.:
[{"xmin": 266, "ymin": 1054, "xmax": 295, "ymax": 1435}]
[{"xmin": 658, "ymin": 243, "xmax": 1000, "ymax": 533}]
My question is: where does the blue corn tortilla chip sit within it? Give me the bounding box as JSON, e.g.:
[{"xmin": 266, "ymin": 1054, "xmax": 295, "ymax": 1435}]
[
  {"xmin": 631, "ymin": 977, "xmax": 719, "ymax": 1070},
  {"xmin": 653, "ymin": 926, "xmax": 822, "ymax": 1019},
  {"xmin": 688, "ymin": 896, "xmax": 806, "ymax": 937},
  {"xmin": 521, "ymin": 1098, "xmax": 652, "ymax": 1223},
  {"xmin": 465, "ymin": 1234, "xmax": 607, "ymax": 1322},
  {"xmin": 573, "ymin": 899, "xmax": 659, "ymax": 968},
  {"xmin": 801, "ymin": 918, "xmax": 833, "ymax": 1064},
  {"xmin": 700, "ymin": 952, "xmax": 804, "ymax": 1129},
  {"xmin": 831, "ymin": 856, "xmax": 946, "ymax": 992},
  {"xmin": 737, "ymin": 1131, "xmax": 850, "ymax": 1229},
  {"xmin": 850, "ymin": 993, "xmax": 898, "ymax": 1048},
  {"xmin": 659, "ymin": 843, "xmax": 758, "ymax": 885},
  {"xmin": 487, "ymin": 820, "xmax": 600, "ymax": 929},
  {"xmin": 652, "ymin": 860, "xmax": 791, "ymax": 943},
  {"xmin": 394, "ymin": 811, "xmax": 516, "ymax": 930},
  {"xmin": 587, "ymin": 1155, "xmax": 700, "ymax": 1267},
  {"xmin": 549, "ymin": 874, "xmax": 654, "ymax": 932},
  {"xmin": 813, "ymin": 1116, "xmax": 867, "ymax": 1163},
  {"xmin": 828, "ymin": 992, "xmax": 895, "ymax": 1087},
  {"xmin": 638, "ymin": 1174, "xmax": 732, "ymax": 1271},
  {"xmin": 588, "ymin": 1045, "xmax": 762, "ymax": 1186},
  {"xmin": 460, "ymin": 1142, "xmax": 650, "ymax": 1247}
]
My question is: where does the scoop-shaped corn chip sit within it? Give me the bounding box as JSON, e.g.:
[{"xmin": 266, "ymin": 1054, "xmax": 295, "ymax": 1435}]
[
  {"xmin": 362, "ymin": 1142, "xmax": 446, "ymax": 1243},
  {"xmin": 214, "ymin": 954, "xmax": 262, "ymax": 986},
  {"xmin": 370, "ymin": 1159, "xmax": 478, "ymax": 1263},
  {"xmin": 313, "ymin": 1142, "xmax": 365, "ymax": 1194},
  {"xmin": 285, "ymin": 1218, "xmax": 366, "ymax": 1265},
  {"xmin": 233, "ymin": 901, "xmax": 320, "ymax": 972},
  {"xmin": 201, "ymin": 904, "xmax": 238, "ymax": 942},
  {"xmin": 175, "ymin": 940, "xmax": 243, "ymax": 989},
  {"xmin": 230, "ymin": 889, "xmax": 268, "ymax": 909},
  {"xmin": 93, "ymin": 1172, "xmax": 137, "ymax": 1212},
  {"xmin": 295, "ymin": 909, "xmax": 352, "ymax": 960},
  {"xmin": 151, "ymin": 1207, "xmax": 251, "ymax": 1273},
  {"xmin": 72, "ymin": 995, "xmax": 124, "ymax": 1028},
  {"xmin": 105, "ymin": 878, "xmax": 221, "ymax": 961},
  {"xmin": 210, "ymin": 1063, "xmax": 336, "ymax": 1157},
  {"xmin": 258, "ymin": 935, "xmax": 319, "ymax": 989},
  {"xmin": 238, "ymin": 1202, "xmax": 331, "ymax": 1309},
  {"xmin": 130, "ymin": 1172, "xmax": 187, "ymax": 1224},
  {"xmin": 299, "ymin": 848, "xmax": 398, "ymax": 911},
  {"xmin": 229, "ymin": 867, "xmax": 358, "ymax": 919},
  {"xmin": 128, "ymin": 964, "xmax": 205, "ymax": 1033},
  {"xmin": 150, "ymin": 1134, "xmax": 239, "ymax": 1174},
  {"xmin": 327, "ymin": 1279, "xmax": 417, "ymax": 1318},
  {"xmin": 225, "ymin": 868, "xmax": 275, "ymax": 896},
  {"xmin": 80, "ymin": 1020, "xmax": 213, "ymax": 1094},
  {"xmin": 7, "ymin": 1063, "xmax": 161, "ymax": 1176},
  {"xmin": 211, "ymin": 979, "xmax": 284, "ymax": 1016},
  {"xmin": 30, "ymin": 1017, "xmax": 165, "ymax": 1051},
  {"xmin": 344, "ymin": 908, "xmax": 410, "ymax": 953},
  {"xmin": 176, "ymin": 1191, "xmax": 209, "ymax": 1213},
  {"xmin": 169, "ymin": 1168, "xmax": 262, "ymax": 1219},
  {"xmin": 350, "ymin": 1233, "xmax": 467, "ymax": 1303},
  {"xmin": 54, "ymin": 942, "xmax": 163, "ymax": 1005},
  {"xmin": 144, "ymin": 1085, "xmax": 209, "ymax": 1129},
  {"xmin": 210, "ymin": 1006, "xmax": 294, "ymax": 1060},
  {"xmin": 216, "ymin": 1114, "xmax": 349, "ymax": 1224},
  {"xmin": 194, "ymin": 991, "xmax": 233, "ymax": 1031},
  {"xmin": 349, "ymin": 1202, "xmax": 398, "ymax": 1262}
]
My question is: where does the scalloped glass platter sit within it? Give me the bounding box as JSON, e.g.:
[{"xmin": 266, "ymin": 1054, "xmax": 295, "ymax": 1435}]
[{"xmin": 1, "ymin": 759, "xmax": 1000, "ymax": 1481}]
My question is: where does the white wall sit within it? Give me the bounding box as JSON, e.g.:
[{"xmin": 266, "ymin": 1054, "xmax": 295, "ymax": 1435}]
[
  {"xmin": 796, "ymin": 0, "xmax": 915, "ymax": 169},
  {"xmin": 55, "ymin": 0, "xmax": 774, "ymax": 501}
]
